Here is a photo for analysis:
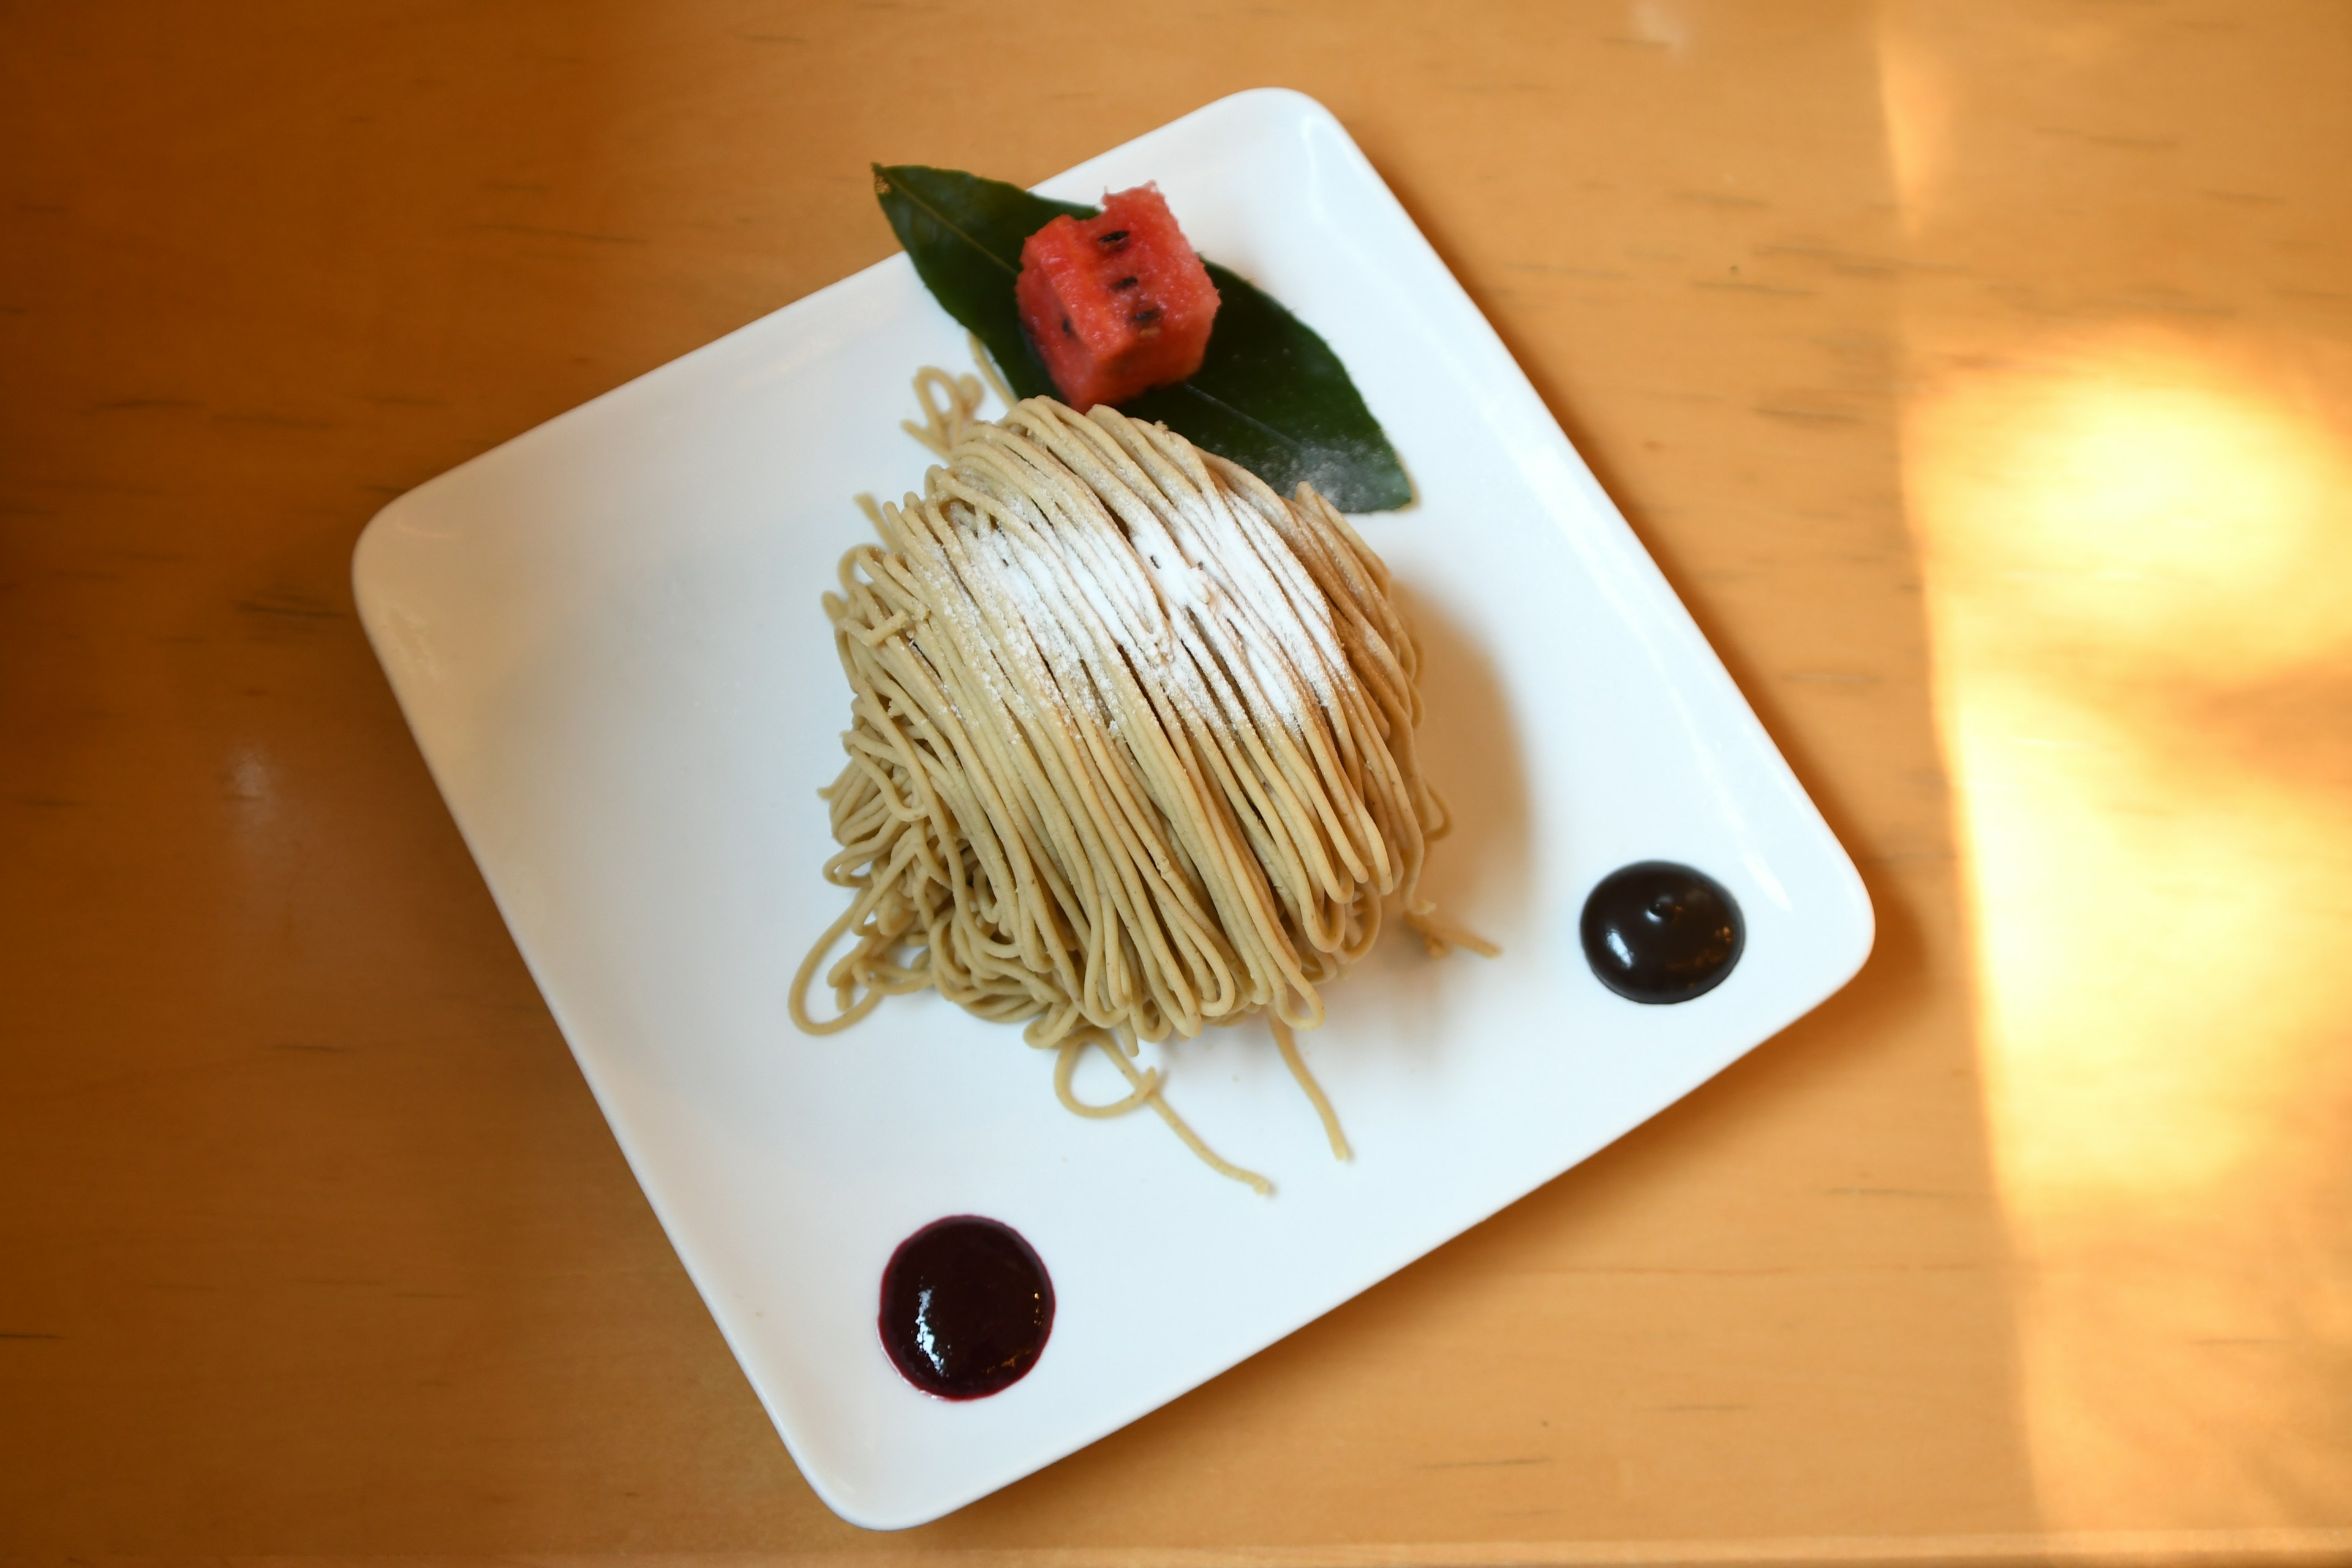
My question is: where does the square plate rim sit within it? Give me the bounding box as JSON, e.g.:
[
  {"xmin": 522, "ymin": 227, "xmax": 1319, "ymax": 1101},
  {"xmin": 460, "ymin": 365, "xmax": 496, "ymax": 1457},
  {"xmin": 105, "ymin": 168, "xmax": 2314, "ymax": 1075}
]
[{"xmin": 350, "ymin": 85, "xmax": 1876, "ymax": 1529}]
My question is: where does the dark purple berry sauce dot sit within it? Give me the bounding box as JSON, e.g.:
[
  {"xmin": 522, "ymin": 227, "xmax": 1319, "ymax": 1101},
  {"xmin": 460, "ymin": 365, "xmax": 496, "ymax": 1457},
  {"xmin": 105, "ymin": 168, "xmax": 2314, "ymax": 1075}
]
[
  {"xmin": 878, "ymin": 1215, "xmax": 1054, "ymax": 1400},
  {"xmin": 1580, "ymin": 861, "xmax": 1745, "ymax": 1004}
]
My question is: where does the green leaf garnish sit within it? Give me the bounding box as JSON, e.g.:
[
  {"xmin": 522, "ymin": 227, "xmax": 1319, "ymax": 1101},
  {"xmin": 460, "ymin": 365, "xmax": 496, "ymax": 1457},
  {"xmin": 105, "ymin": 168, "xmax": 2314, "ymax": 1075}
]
[{"xmin": 873, "ymin": 164, "xmax": 1412, "ymax": 513}]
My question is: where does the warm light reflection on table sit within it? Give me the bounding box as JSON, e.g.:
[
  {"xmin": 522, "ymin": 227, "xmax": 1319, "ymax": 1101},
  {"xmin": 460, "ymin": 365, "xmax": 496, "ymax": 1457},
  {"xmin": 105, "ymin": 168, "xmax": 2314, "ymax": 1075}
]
[
  {"xmin": 1912, "ymin": 331, "xmax": 2352, "ymax": 1523},
  {"xmin": 1885, "ymin": 2, "xmax": 2352, "ymax": 1526}
]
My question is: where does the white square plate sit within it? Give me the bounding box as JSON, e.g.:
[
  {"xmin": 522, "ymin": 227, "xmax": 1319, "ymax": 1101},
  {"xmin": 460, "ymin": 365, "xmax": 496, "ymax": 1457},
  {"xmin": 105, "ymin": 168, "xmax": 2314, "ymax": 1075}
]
[{"xmin": 353, "ymin": 88, "xmax": 1871, "ymax": 1529}]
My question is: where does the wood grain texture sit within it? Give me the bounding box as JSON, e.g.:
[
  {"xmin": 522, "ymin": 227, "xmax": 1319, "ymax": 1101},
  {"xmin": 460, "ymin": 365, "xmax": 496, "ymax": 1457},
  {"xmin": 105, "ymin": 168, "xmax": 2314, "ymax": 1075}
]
[{"xmin": 2, "ymin": 1, "xmax": 2345, "ymax": 1561}]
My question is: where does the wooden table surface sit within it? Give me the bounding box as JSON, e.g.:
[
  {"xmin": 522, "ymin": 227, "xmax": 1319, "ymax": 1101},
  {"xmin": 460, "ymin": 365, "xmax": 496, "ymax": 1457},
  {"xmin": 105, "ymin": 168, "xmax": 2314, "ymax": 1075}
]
[{"xmin": 6, "ymin": 2, "xmax": 2350, "ymax": 1563}]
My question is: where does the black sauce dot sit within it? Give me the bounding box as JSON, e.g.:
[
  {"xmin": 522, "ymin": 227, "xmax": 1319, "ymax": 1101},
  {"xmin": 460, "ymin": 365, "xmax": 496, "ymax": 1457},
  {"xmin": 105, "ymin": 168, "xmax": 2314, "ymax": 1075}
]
[
  {"xmin": 1580, "ymin": 861, "xmax": 1744, "ymax": 1003},
  {"xmin": 879, "ymin": 1216, "xmax": 1054, "ymax": 1400}
]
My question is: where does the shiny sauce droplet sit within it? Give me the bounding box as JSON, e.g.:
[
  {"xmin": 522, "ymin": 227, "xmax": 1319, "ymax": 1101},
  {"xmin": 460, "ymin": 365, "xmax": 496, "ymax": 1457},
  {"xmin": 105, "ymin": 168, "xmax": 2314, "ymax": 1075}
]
[
  {"xmin": 879, "ymin": 1215, "xmax": 1054, "ymax": 1400},
  {"xmin": 1580, "ymin": 861, "xmax": 1744, "ymax": 1003}
]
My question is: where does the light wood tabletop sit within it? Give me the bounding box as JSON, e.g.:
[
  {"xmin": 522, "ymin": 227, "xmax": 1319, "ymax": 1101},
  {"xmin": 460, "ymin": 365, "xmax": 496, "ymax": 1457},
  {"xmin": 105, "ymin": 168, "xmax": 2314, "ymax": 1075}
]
[{"xmin": 4, "ymin": 2, "xmax": 2348, "ymax": 1563}]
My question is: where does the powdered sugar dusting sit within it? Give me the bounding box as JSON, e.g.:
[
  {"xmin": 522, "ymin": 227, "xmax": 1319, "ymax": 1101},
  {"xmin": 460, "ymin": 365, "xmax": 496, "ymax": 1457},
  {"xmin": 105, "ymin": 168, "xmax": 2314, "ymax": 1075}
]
[{"xmin": 913, "ymin": 437, "xmax": 1352, "ymax": 745}]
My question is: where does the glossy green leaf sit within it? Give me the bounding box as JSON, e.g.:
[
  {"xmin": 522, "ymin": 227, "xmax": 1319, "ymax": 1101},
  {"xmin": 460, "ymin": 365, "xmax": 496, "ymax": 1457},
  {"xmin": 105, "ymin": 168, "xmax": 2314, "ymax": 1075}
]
[{"xmin": 873, "ymin": 164, "xmax": 1412, "ymax": 513}]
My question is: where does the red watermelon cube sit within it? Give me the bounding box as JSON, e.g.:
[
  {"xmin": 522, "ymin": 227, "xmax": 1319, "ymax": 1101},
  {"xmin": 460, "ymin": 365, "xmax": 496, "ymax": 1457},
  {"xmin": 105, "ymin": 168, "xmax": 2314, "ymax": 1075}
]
[{"xmin": 1015, "ymin": 184, "xmax": 1221, "ymax": 410}]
